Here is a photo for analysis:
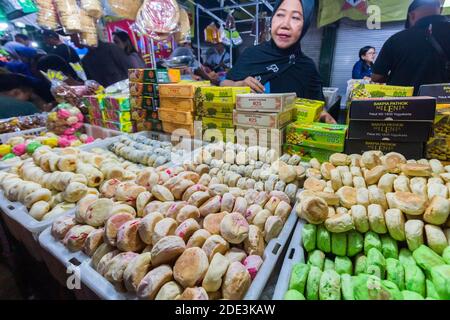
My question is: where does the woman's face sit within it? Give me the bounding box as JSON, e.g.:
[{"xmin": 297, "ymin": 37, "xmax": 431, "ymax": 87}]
[
  {"xmin": 113, "ymin": 36, "xmax": 126, "ymax": 50},
  {"xmin": 363, "ymin": 48, "xmax": 376, "ymax": 63},
  {"xmin": 271, "ymin": 0, "xmax": 304, "ymax": 50}
]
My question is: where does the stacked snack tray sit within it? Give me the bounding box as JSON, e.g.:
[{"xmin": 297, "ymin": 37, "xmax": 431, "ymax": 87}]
[
  {"xmin": 102, "ymin": 95, "xmax": 133, "ymax": 133},
  {"xmin": 276, "ymin": 150, "xmax": 450, "ymax": 300},
  {"xmin": 294, "ymin": 99, "xmax": 324, "ymax": 124}
]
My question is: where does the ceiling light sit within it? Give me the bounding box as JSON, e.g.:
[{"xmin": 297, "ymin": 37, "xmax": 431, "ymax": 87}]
[{"xmin": 0, "ymin": 23, "xmax": 8, "ymax": 31}]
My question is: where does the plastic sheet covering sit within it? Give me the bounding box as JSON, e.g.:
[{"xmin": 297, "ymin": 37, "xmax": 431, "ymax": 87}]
[
  {"xmin": 54, "ymin": 0, "xmax": 82, "ymax": 33},
  {"xmin": 102, "ymin": 0, "xmax": 143, "ymax": 20},
  {"xmin": 80, "ymin": 0, "xmax": 102, "ymax": 19},
  {"xmin": 134, "ymin": 0, "xmax": 180, "ymax": 40}
]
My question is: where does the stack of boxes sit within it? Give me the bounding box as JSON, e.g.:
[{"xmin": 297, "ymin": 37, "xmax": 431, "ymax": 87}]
[
  {"xmin": 345, "ymin": 97, "xmax": 436, "ymax": 159},
  {"xmin": 103, "ymin": 95, "xmax": 133, "ymax": 133},
  {"xmin": 234, "ymin": 93, "xmax": 296, "ymax": 155},
  {"xmin": 129, "ymin": 69, "xmax": 181, "ymax": 132},
  {"xmin": 158, "ymin": 82, "xmax": 210, "ymax": 136},
  {"xmin": 198, "ymin": 87, "xmax": 250, "ymax": 142},
  {"xmin": 83, "ymin": 95, "xmax": 104, "ymax": 127},
  {"xmin": 294, "ymin": 98, "xmax": 325, "ymax": 124}
]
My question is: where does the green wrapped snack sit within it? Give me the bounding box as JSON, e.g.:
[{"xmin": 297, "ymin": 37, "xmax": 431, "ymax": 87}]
[
  {"xmin": 353, "ymin": 275, "xmax": 402, "ymax": 300},
  {"xmin": 335, "ymin": 256, "xmax": 353, "ymax": 275},
  {"xmin": 443, "ymin": 246, "xmax": 450, "ymax": 265},
  {"xmin": 399, "ymin": 248, "xmax": 416, "ymax": 267},
  {"xmin": 306, "ymin": 266, "xmax": 322, "ymax": 300},
  {"xmin": 284, "ymin": 290, "xmax": 306, "ymax": 300},
  {"xmin": 354, "ymin": 254, "xmax": 368, "ymax": 275},
  {"xmin": 426, "ymin": 279, "xmax": 440, "ymax": 300},
  {"xmin": 316, "ymin": 224, "xmax": 331, "ymax": 253},
  {"xmin": 331, "ymin": 232, "xmax": 347, "ymax": 257},
  {"xmin": 289, "ymin": 263, "xmax": 310, "ymax": 294},
  {"xmin": 341, "ymin": 274, "xmax": 354, "ymax": 300},
  {"xmin": 404, "ymin": 265, "xmax": 426, "ymax": 297},
  {"xmin": 308, "ymin": 250, "xmax": 325, "ymax": 270},
  {"xmin": 412, "ymin": 245, "xmax": 445, "ymax": 277},
  {"xmin": 324, "ymin": 258, "xmax": 335, "ymax": 271},
  {"xmin": 364, "ymin": 231, "xmax": 382, "ymax": 256},
  {"xmin": 386, "ymin": 258, "xmax": 405, "ymax": 291},
  {"xmin": 381, "ymin": 235, "xmax": 399, "ymax": 259},
  {"xmin": 367, "ymin": 248, "xmax": 386, "ymax": 279},
  {"xmin": 430, "ymin": 265, "xmax": 450, "ymax": 300},
  {"xmin": 319, "ymin": 270, "xmax": 341, "ymax": 300},
  {"xmin": 302, "ymin": 224, "xmax": 317, "ymax": 252},
  {"xmin": 347, "ymin": 230, "xmax": 364, "ymax": 257},
  {"xmin": 402, "ymin": 290, "xmax": 424, "ymax": 300}
]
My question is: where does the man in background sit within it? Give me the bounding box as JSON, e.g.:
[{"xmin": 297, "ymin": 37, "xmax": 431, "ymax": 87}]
[
  {"xmin": 372, "ymin": 0, "xmax": 450, "ymax": 93},
  {"xmin": 15, "ymin": 34, "xmax": 46, "ymax": 55},
  {"xmin": 205, "ymin": 42, "xmax": 230, "ymax": 73},
  {"xmin": 42, "ymin": 30, "xmax": 80, "ymax": 64}
]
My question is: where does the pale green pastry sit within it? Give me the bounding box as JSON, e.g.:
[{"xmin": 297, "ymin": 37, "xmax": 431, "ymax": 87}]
[
  {"xmin": 316, "ymin": 224, "xmax": 331, "ymax": 253},
  {"xmin": 335, "ymin": 256, "xmax": 353, "ymax": 275},
  {"xmin": 308, "ymin": 250, "xmax": 325, "ymax": 270},
  {"xmin": 412, "ymin": 245, "xmax": 445, "ymax": 277},
  {"xmin": 331, "ymin": 232, "xmax": 347, "ymax": 257},
  {"xmin": 341, "ymin": 274, "xmax": 354, "ymax": 300},
  {"xmin": 354, "ymin": 254, "xmax": 368, "ymax": 275},
  {"xmin": 426, "ymin": 279, "xmax": 440, "ymax": 300},
  {"xmin": 353, "ymin": 275, "xmax": 402, "ymax": 300},
  {"xmin": 399, "ymin": 248, "xmax": 416, "ymax": 267},
  {"xmin": 386, "ymin": 258, "xmax": 405, "ymax": 291},
  {"xmin": 404, "ymin": 264, "xmax": 426, "ymax": 297},
  {"xmin": 364, "ymin": 231, "xmax": 382, "ymax": 256},
  {"xmin": 430, "ymin": 265, "xmax": 450, "ymax": 300},
  {"xmin": 382, "ymin": 280, "xmax": 403, "ymax": 300},
  {"xmin": 324, "ymin": 258, "xmax": 335, "ymax": 271},
  {"xmin": 284, "ymin": 289, "xmax": 306, "ymax": 300},
  {"xmin": 289, "ymin": 263, "xmax": 310, "ymax": 294},
  {"xmin": 443, "ymin": 246, "xmax": 450, "ymax": 265},
  {"xmin": 347, "ymin": 230, "xmax": 363, "ymax": 257},
  {"xmin": 367, "ymin": 248, "xmax": 386, "ymax": 279},
  {"xmin": 302, "ymin": 224, "xmax": 317, "ymax": 252},
  {"xmin": 319, "ymin": 270, "xmax": 341, "ymax": 300},
  {"xmin": 402, "ymin": 290, "xmax": 424, "ymax": 300},
  {"xmin": 306, "ymin": 266, "xmax": 322, "ymax": 300},
  {"xmin": 381, "ymin": 235, "xmax": 398, "ymax": 259}
]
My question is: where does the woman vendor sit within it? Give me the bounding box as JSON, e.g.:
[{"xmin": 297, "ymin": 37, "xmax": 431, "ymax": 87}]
[{"xmin": 222, "ymin": 0, "xmax": 335, "ymax": 123}]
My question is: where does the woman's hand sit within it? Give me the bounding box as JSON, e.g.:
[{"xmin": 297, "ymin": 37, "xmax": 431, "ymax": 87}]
[
  {"xmin": 237, "ymin": 76, "xmax": 265, "ymax": 93},
  {"xmin": 320, "ymin": 111, "xmax": 337, "ymax": 124}
]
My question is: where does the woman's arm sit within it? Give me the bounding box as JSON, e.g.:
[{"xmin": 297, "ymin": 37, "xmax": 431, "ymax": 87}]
[{"xmin": 221, "ymin": 77, "xmax": 265, "ymax": 93}]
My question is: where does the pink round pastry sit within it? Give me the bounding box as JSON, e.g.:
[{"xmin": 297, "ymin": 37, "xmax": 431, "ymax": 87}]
[
  {"xmin": 243, "ymin": 255, "xmax": 263, "ymax": 280},
  {"xmin": 85, "ymin": 136, "xmax": 95, "ymax": 143},
  {"xmin": 76, "ymin": 113, "xmax": 84, "ymax": 122},
  {"xmin": 73, "ymin": 122, "xmax": 83, "ymax": 130},
  {"xmin": 58, "ymin": 137, "xmax": 71, "ymax": 148},
  {"xmin": 63, "ymin": 128, "xmax": 76, "ymax": 136},
  {"xmin": 12, "ymin": 143, "xmax": 26, "ymax": 156},
  {"xmin": 57, "ymin": 109, "xmax": 71, "ymax": 119}
]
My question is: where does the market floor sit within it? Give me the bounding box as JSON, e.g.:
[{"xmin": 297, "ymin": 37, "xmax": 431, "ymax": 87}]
[{"xmin": 0, "ymin": 262, "xmax": 22, "ymax": 300}]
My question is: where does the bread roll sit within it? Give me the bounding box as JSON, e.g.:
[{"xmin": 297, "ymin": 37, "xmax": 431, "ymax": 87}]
[
  {"xmin": 123, "ymin": 253, "xmax": 152, "ymax": 293},
  {"xmin": 336, "ymin": 186, "xmax": 357, "ymax": 209},
  {"xmin": 187, "ymin": 229, "xmax": 211, "ymax": 248},
  {"xmin": 221, "ymin": 193, "xmax": 236, "ymax": 213},
  {"xmin": 138, "ymin": 212, "xmax": 164, "ymax": 245},
  {"xmin": 264, "ymin": 215, "xmax": 283, "ymax": 242},
  {"xmin": 203, "ymin": 212, "xmax": 227, "ymax": 235},
  {"xmin": 384, "ymin": 209, "xmax": 406, "ymax": 241},
  {"xmin": 393, "ymin": 175, "xmax": 410, "ymax": 192},
  {"xmin": 165, "ymin": 201, "xmax": 187, "ymax": 220},
  {"xmin": 233, "ymin": 197, "xmax": 248, "ymax": 215},
  {"xmin": 304, "ymin": 177, "xmax": 326, "ymax": 192},
  {"xmin": 97, "ymin": 250, "xmax": 119, "ymax": 276},
  {"xmin": 152, "ymin": 218, "xmax": 177, "ymax": 245},
  {"xmin": 175, "ymin": 218, "xmax": 200, "ymax": 242},
  {"xmin": 321, "ymin": 162, "xmax": 335, "ymax": 180},
  {"xmin": 429, "ymin": 159, "xmax": 445, "ymax": 175},
  {"xmin": 423, "ymin": 196, "xmax": 450, "ymax": 226},
  {"xmin": 51, "ymin": 215, "xmax": 76, "ymax": 240},
  {"xmin": 63, "ymin": 225, "xmax": 96, "ymax": 252},
  {"xmin": 356, "ymin": 188, "xmax": 370, "ymax": 207},
  {"xmin": 244, "ymin": 225, "xmax": 265, "ymax": 256},
  {"xmin": 137, "ymin": 265, "xmax": 173, "ymax": 300},
  {"xmin": 104, "ymin": 252, "xmax": 139, "ymax": 291},
  {"xmin": 329, "ymin": 153, "xmax": 350, "ymax": 166},
  {"xmin": 117, "ymin": 219, "xmax": 145, "ymax": 252},
  {"xmin": 199, "ymin": 195, "xmax": 222, "ymax": 217},
  {"xmin": 330, "ymin": 169, "xmax": 343, "ymax": 191},
  {"xmin": 243, "ymin": 255, "xmax": 263, "ymax": 280},
  {"xmin": 254, "ymin": 191, "xmax": 270, "ymax": 207},
  {"xmin": 83, "ymin": 228, "xmax": 104, "ymax": 257},
  {"xmin": 325, "ymin": 213, "xmax": 354, "ymax": 233},
  {"xmin": 155, "ymin": 281, "xmax": 182, "ymax": 300},
  {"xmin": 182, "ymin": 184, "xmax": 208, "ymax": 202},
  {"xmin": 368, "ymin": 186, "xmax": 388, "ymax": 210},
  {"xmin": 222, "ymin": 262, "xmax": 251, "ymax": 300},
  {"xmin": 351, "ymin": 205, "xmax": 370, "ymax": 233},
  {"xmin": 405, "ymin": 220, "xmax": 424, "ymax": 251},
  {"xmin": 274, "ymin": 201, "xmax": 292, "ymax": 223},
  {"xmin": 202, "ymin": 235, "xmax": 229, "ymax": 261},
  {"xmin": 424, "ymin": 224, "xmax": 448, "ymax": 255},
  {"xmin": 410, "ymin": 177, "xmax": 428, "ymax": 198},
  {"xmin": 401, "ymin": 163, "xmax": 432, "ymax": 177},
  {"xmin": 428, "ymin": 183, "xmax": 448, "ymax": 200},
  {"xmin": 361, "ymin": 151, "xmax": 382, "ymax": 169},
  {"xmin": 100, "ymin": 179, "xmax": 121, "ymax": 198},
  {"xmin": 84, "ymin": 198, "xmax": 114, "ymax": 227},
  {"xmin": 178, "ymin": 287, "xmax": 209, "ymax": 300},
  {"xmin": 136, "ymin": 191, "xmax": 153, "ymax": 217},
  {"xmin": 364, "ymin": 165, "xmax": 386, "ymax": 186},
  {"xmin": 202, "ymin": 253, "xmax": 230, "ymax": 292},
  {"xmin": 151, "ymin": 236, "xmax": 186, "ymax": 266},
  {"xmin": 382, "ymin": 152, "xmax": 406, "ymax": 174},
  {"xmin": 378, "ymin": 173, "xmax": 397, "ymax": 193},
  {"xmin": 220, "ymin": 213, "xmax": 249, "ymax": 244},
  {"xmin": 367, "ymin": 204, "xmax": 387, "ymax": 234},
  {"xmin": 392, "ymin": 192, "xmax": 426, "ymax": 215},
  {"xmin": 298, "ymin": 196, "xmax": 328, "ymax": 224},
  {"xmin": 174, "ymin": 247, "xmax": 209, "ymax": 288},
  {"xmin": 209, "ymin": 184, "xmax": 229, "ymax": 197}
]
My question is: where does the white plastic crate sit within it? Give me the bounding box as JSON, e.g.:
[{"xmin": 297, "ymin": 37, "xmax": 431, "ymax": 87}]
[{"xmin": 0, "ymin": 127, "xmax": 47, "ymax": 144}]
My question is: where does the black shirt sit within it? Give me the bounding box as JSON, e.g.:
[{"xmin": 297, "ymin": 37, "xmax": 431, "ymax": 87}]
[
  {"xmin": 50, "ymin": 44, "xmax": 81, "ymax": 64},
  {"xmin": 373, "ymin": 15, "xmax": 450, "ymax": 94}
]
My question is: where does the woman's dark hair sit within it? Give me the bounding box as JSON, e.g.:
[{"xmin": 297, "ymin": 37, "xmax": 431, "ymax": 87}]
[
  {"xmin": 113, "ymin": 31, "xmax": 137, "ymax": 55},
  {"xmin": 36, "ymin": 54, "xmax": 81, "ymax": 82},
  {"xmin": 359, "ymin": 46, "xmax": 375, "ymax": 60},
  {"xmin": 0, "ymin": 73, "xmax": 34, "ymax": 92}
]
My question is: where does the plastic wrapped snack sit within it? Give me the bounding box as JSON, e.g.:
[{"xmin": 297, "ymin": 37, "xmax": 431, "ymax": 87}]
[
  {"xmin": 404, "ymin": 264, "xmax": 426, "ymax": 297},
  {"xmin": 386, "ymin": 258, "xmax": 405, "ymax": 291},
  {"xmin": 47, "ymin": 103, "xmax": 84, "ymax": 137},
  {"xmin": 81, "ymin": 0, "xmax": 102, "ymax": 18},
  {"xmin": 36, "ymin": 0, "xmax": 60, "ymax": 29},
  {"xmin": 317, "ymin": 224, "xmax": 331, "ymax": 253},
  {"xmin": 54, "ymin": 0, "xmax": 82, "ymax": 33},
  {"xmin": 134, "ymin": 0, "xmax": 180, "ymax": 40},
  {"xmin": 103, "ymin": 0, "xmax": 143, "ymax": 20},
  {"xmin": 305, "ymin": 266, "xmax": 322, "ymax": 300},
  {"xmin": 302, "ymin": 224, "xmax": 316, "ymax": 252},
  {"xmin": 331, "ymin": 232, "xmax": 347, "ymax": 257},
  {"xmin": 307, "ymin": 250, "xmax": 325, "ymax": 271}
]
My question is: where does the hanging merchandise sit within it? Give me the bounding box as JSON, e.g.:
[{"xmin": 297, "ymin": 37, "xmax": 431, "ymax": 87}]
[
  {"xmin": 80, "ymin": 9, "xmax": 98, "ymax": 47},
  {"xmin": 224, "ymin": 9, "xmax": 242, "ymax": 46},
  {"xmin": 204, "ymin": 22, "xmax": 220, "ymax": 44},
  {"xmin": 174, "ymin": 7, "xmax": 191, "ymax": 43},
  {"xmin": 0, "ymin": 0, "xmax": 38, "ymax": 20},
  {"xmin": 220, "ymin": 24, "xmax": 231, "ymax": 46},
  {"xmin": 35, "ymin": 0, "xmax": 60, "ymax": 29},
  {"xmin": 54, "ymin": 0, "xmax": 82, "ymax": 33},
  {"xmin": 134, "ymin": 0, "xmax": 180, "ymax": 41},
  {"xmin": 80, "ymin": 0, "xmax": 102, "ymax": 19},
  {"xmin": 102, "ymin": 0, "xmax": 143, "ymax": 20},
  {"xmin": 251, "ymin": 11, "xmax": 270, "ymax": 45}
]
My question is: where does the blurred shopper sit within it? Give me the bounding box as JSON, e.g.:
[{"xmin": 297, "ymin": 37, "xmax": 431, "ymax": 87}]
[
  {"xmin": 0, "ymin": 73, "xmax": 40, "ymax": 117},
  {"xmin": 352, "ymin": 46, "xmax": 376, "ymax": 80},
  {"xmin": 42, "ymin": 30, "xmax": 80, "ymax": 64},
  {"xmin": 113, "ymin": 31, "xmax": 146, "ymax": 69}
]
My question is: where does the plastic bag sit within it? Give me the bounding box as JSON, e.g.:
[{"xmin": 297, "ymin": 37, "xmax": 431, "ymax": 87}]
[
  {"xmin": 220, "ymin": 24, "xmax": 231, "ymax": 46},
  {"xmin": 204, "ymin": 22, "xmax": 220, "ymax": 44},
  {"xmin": 54, "ymin": 0, "xmax": 82, "ymax": 33},
  {"xmin": 35, "ymin": 0, "xmax": 60, "ymax": 29},
  {"xmin": 102, "ymin": 0, "xmax": 142, "ymax": 20},
  {"xmin": 80, "ymin": 10, "xmax": 98, "ymax": 47},
  {"xmin": 134, "ymin": 0, "xmax": 180, "ymax": 40},
  {"xmin": 174, "ymin": 7, "xmax": 191, "ymax": 43},
  {"xmin": 80, "ymin": 0, "xmax": 102, "ymax": 19},
  {"xmin": 105, "ymin": 79, "xmax": 129, "ymax": 95}
]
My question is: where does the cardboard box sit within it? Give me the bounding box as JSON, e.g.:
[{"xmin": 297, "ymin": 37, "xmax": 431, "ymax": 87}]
[
  {"xmin": 354, "ymin": 84, "xmax": 415, "ymax": 98},
  {"xmin": 426, "ymin": 137, "xmax": 450, "ymax": 161},
  {"xmin": 199, "ymin": 99, "xmax": 235, "ymax": 116},
  {"xmin": 348, "ymin": 120, "xmax": 433, "ymax": 142},
  {"xmin": 233, "ymin": 109, "xmax": 294, "ymax": 129},
  {"xmin": 160, "ymin": 98, "xmax": 195, "ymax": 112},
  {"xmin": 159, "ymin": 83, "xmax": 209, "ymax": 98},
  {"xmin": 286, "ymin": 122, "xmax": 347, "ymax": 152},
  {"xmin": 103, "ymin": 110, "xmax": 131, "ymax": 123},
  {"xmin": 236, "ymin": 93, "xmax": 296, "ymax": 113},
  {"xmin": 104, "ymin": 121, "xmax": 134, "ymax": 133},
  {"xmin": 129, "ymin": 69, "xmax": 158, "ymax": 83},
  {"xmin": 104, "ymin": 95, "xmax": 130, "ymax": 112},
  {"xmin": 349, "ymin": 97, "xmax": 436, "ymax": 121},
  {"xmin": 202, "ymin": 117, "xmax": 234, "ymax": 130},
  {"xmin": 419, "ymin": 83, "xmax": 450, "ymax": 104},
  {"xmin": 162, "ymin": 121, "xmax": 195, "ymax": 136},
  {"xmin": 130, "ymin": 96, "xmax": 157, "ymax": 111},
  {"xmin": 295, "ymin": 103, "xmax": 324, "ymax": 124},
  {"xmin": 345, "ymin": 139, "xmax": 426, "ymax": 160},
  {"xmin": 129, "ymin": 83, "xmax": 159, "ymax": 97},
  {"xmin": 284, "ymin": 144, "xmax": 335, "ymax": 163},
  {"xmin": 158, "ymin": 108, "xmax": 194, "ymax": 124},
  {"xmin": 296, "ymin": 98, "xmax": 326, "ymax": 108},
  {"xmin": 131, "ymin": 109, "xmax": 159, "ymax": 122},
  {"xmin": 135, "ymin": 119, "xmax": 163, "ymax": 132},
  {"xmin": 200, "ymin": 87, "xmax": 250, "ymax": 99}
]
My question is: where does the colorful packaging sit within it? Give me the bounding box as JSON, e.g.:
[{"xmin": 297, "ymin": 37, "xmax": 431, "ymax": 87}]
[
  {"xmin": 233, "ymin": 109, "xmax": 295, "ymax": 129},
  {"xmin": 236, "ymin": 93, "xmax": 297, "ymax": 113},
  {"xmin": 295, "ymin": 99, "xmax": 324, "ymax": 124},
  {"xmin": 418, "ymin": 84, "xmax": 450, "ymax": 105},
  {"xmin": 103, "ymin": 110, "xmax": 131, "ymax": 123},
  {"xmin": 202, "ymin": 117, "xmax": 234, "ymax": 130},
  {"xmin": 199, "ymin": 98, "xmax": 235, "ymax": 116},
  {"xmin": 350, "ymin": 84, "xmax": 414, "ymax": 99},
  {"xmin": 159, "ymin": 82, "xmax": 210, "ymax": 99},
  {"xmin": 434, "ymin": 113, "xmax": 450, "ymax": 137},
  {"xmin": 129, "ymin": 83, "xmax": 159, "ymax": 97},
  {"xmin": 130, "ymin": 96, "xmax": 157, "ymax": 111},
  {"xmin": 284, "ymin": 144, "xmax": 335, "ymax": 163},
  {"xmin": 426, "ymin": 137, "xmax": 450, "ymax": 161},
  {"xmin": 104, "ymin": 121, "xmax": 134, "ymax": 133},
  {"xmin": 104, "ymin": 95, "xmax": 130, "ymax": 111},
  {"xmin": 286, "ymin": 122, "xmax": 347, "ymax": 152},
  {"xmin": 200, "ymin": 86, "xmax": 250, "ymax": 99},
  {"xmin": 128, "ymin": 69, "xmax": 158, "ymax": 83},
  {"xmin": 134, "ymin": 119, "xmax": 163, "ymax": 132},
  {"xmin": 159, "ymin": 98, "xmax": 195, "ymax": 112}
]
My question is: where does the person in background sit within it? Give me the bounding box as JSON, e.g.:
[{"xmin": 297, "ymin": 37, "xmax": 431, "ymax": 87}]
[
  {"xmin": 0, "ymin": 73, "xmax": 40, "ymax": 118},
  {"xmin": 205, "ymin": 42, "xmax": 230, "ymax": 72},
  {"xmin": 222, "ymin": 0, "xmax": 335, "ymax": 123},
  {"xmin": 372, "ymin": 0, "xmax": 450, "ymax": 94},
  {"xmin": 0, "ymin": 41, "xmax": 37, "ymax": 77},
  {"xmin": 81, "ymin": 41, "xmax": 133, "ymax": 87},
  {"xmin": 112, "ymin": 31, "xmax": 146, "ymax": 69},
  {"xmin": 352, "ymin": 46, "xmax": 376, "ymax": 80},
  {"xmin": 36, "ymin": 54, "xmax": 83, "ymax": 86},
  {"xmin": 15, "ymin": 33, "xmax": 47, "ymax": 55},
  {"xmin": 42, "ymin": 30, "xmax": 80, "ymax": 64}
]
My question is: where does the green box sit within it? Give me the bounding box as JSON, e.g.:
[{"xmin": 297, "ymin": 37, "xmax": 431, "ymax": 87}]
[
  {"xmin": 129, "ymin": 69, "xmax": 157, "ymax": 83},
  {"xmin": 284, "ymin": 144, "xmax": 334, "ymax": 163},
  {"xmin": 286, "ymin": 122, "xmax": 347, "ymax": 152},
  {"xmin": 202, "ymin": 117, "xmax": 234, "ymax": 130},
  {"xmin": 104, "ymin": 121, "xmax": 134, "ymax": 133},
  {"xmin": 200, "ymin": 86, "xmax": 250, "ymax": 99},
  {"xmin": 295, "ymin": 103, "xmax": 324, "ymax": 124},
  {"xmin": 104, "ymin": 95, "xmax": 130, "ymax": 111}
]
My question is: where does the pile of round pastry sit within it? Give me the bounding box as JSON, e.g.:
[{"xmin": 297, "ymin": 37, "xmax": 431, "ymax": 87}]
[
  {"xmin": 108, "ymin": 135, "xmax": 183, "ymax": 167},
  {"xmin": 296, "ymin": 151, "xmax": 450, "ymax": 255},
  {"xmin": 51, "ymin": 165, "xmax": 294, "ymax": 300}
]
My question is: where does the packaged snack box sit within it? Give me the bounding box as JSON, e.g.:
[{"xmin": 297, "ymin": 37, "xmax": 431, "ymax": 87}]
[
  {"xmin": 233, "ymin": 108, "xmax": 295, "ymax": 129},
  {"xmin": 236, "ymin": 93, "xmax": 296, "ymax": 113},
  {"xmin": 284, "ymin": 144, "xmax": 335, "ymax": 163},
  {"xmin": 200, "ymin": 86, "xmax": 250, "ymax": 99},
  {"xmin": 158, "ymin": 108, "xmax": 194, "ymax": 125},
  {"xmin": 135, "ymin": 119, "xmax": 163, "ymax": 132},
  {"xmin": 202, "ymin": 117, "xmax": 234, "ymax": 130},
  {"xmin": 130, "ymin": 96, "xmax": 157, "ymax": 111},
  {"xmin": 295, "ymin": 99, "xmax": 324, "ymax": 124},
  {"xmin": 159, "ymin": 82, "xmax": 210, "ymax": 99},
  {"xmin": 426, "ymin": 137, "xmax": 450, "ymax": 161},
  {"xmin": 160, "ymin": 98, "xmax": 195, "ymax": 112},
  {"xmin": 345, "ymin": 139, "xmax": 426, "ymax": 160},
  {"xmin": 104, "ymin": 95, "xmax": 130, "ymax": 111},
  {"xmin": 129, "ymin": 83, "xmax": 159, "ymax": 97},
  {"xmin": 350, "ymin": 84, "xmax": 414, "ymax": 100},
  {"xmin": 434, "ymin": 112, "xmax": 450, "ymax": 138},
  {"xmin": 199, "ymin": 98, "xmax": 235, "ymax": 116},
  {"xmin": 129, "ymin": 69, "xmax": 157, "ymax": 83},
  {"xmin": 103, "ymin": 110, "xmax": 131, "ymax": 123},
  {"xmin": 418, "ymin": 83, "xmax": 450, "ymax": 105},
  {"xmin": 131, "ymin": 109, "xmax": 156, "ymax": 122},
  {"xmin": 286, "ymin": 122, "xmax": 347, "ymax": 152},
  {"xmin": 162, "ymin": 121, "xmax": 195, "ymax": 136},
  {"xmin": 104, "ymin": 121, "xmax": 134, "ymax": 133}
]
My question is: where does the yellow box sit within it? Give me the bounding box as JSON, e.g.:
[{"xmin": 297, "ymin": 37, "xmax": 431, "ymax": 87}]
[
  {"xmin": 202, "ymin": 117, "xmax": 234, "ymax": 129},
  {"xmin": 295, "ymin": 103, "xmax": 323, "ymax": 124},
  {"xmin": 200, "ymin": 86, "xmax": 250, "ymax": 99},
  {"xmin": 159, "ymin": 82, "xmax": 210, "ymax": 98},
  {"xmin": 159, "ymin": 98, "xmax": 195, "ymax": 112},
  {"xmin": 358, "ymin": 84, "xmax": 415, "ymax": 98},
  {"xmin": 162, "ymin": 121, "xmax": 195, "ymax": 136},
  {"xmin": 296, "ymin": 98, "xmax": 326, "ymax": 108},
  {"xmin": 158, "ymin": 108, "xmax": 194, "ymax": 125}
]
